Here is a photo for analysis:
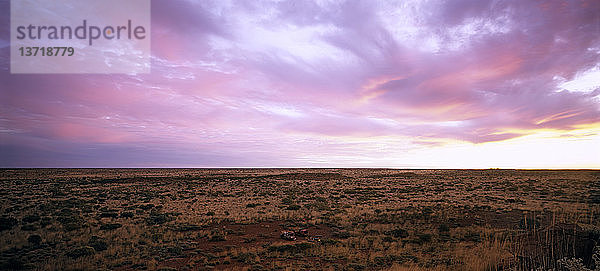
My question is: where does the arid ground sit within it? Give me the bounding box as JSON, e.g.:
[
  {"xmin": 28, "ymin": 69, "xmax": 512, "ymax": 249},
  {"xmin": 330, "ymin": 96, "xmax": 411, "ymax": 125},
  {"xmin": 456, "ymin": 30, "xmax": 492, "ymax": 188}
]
[{"xmin": 0, "ymin": 169, "xmax": 598, "ymax": 270}]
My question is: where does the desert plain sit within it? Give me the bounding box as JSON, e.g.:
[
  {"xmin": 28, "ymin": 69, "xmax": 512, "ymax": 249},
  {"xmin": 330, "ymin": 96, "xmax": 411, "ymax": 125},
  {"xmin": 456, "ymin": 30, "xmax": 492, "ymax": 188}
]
[{"xmin": 0, "ymin": 169, "xmax": 598, "ymax": 270}]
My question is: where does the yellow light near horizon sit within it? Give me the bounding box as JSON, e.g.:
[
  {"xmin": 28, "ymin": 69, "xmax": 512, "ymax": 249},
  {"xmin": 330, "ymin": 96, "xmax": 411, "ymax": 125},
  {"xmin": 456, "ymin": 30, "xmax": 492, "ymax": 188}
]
[
  {"xmin": 290, "ymin": 125, "xmax": 599, "ymax": 168},
  {"xmin": 406, "ymin": 128, "xmax": 600, "ymax": 169}
]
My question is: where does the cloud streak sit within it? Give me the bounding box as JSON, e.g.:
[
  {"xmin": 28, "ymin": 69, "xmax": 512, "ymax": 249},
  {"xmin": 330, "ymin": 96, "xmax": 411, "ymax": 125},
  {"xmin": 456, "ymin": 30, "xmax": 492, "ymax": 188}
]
[{"xmin": 1, "ymin": 0, "xmax": 599, "ymax": 167}]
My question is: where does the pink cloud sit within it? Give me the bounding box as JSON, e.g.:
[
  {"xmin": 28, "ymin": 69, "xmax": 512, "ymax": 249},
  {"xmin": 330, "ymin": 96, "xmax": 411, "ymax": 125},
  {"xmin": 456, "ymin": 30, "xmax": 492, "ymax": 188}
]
[{"xmin": 1, "ymin": 0, "xmax": 599, "ymax": 167}]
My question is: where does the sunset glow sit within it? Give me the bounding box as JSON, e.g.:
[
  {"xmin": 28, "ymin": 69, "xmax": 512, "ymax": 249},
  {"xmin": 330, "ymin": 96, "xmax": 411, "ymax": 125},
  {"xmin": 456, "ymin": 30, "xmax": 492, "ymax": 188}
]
[{"xmin": 1, "ymin": 0, "xmax": 599, "ymax": 167}]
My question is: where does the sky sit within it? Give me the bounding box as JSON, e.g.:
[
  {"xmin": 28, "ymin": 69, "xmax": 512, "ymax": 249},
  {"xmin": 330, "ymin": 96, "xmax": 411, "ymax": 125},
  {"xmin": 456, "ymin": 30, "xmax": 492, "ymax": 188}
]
[{"xmin": 0, "ymin": 0, "xmax": 599, "ymax": 168}]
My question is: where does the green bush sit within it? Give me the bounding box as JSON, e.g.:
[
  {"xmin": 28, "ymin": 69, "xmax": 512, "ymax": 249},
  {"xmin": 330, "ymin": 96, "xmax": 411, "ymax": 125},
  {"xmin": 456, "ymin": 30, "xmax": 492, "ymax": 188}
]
[
  {"xmin": 286, "ymin": 204, "xmax": 301, "ymax": 210},
  {"xmin": 0, "ymin": 217, "xmax": 18, "ymax": 231},
  {"xmin": 268, "ymin": 242, "xmax": 313, "ymax": 253},
  {"xmin": 100, "ymin": 223, "xmax": 122, "ymax": 230},
  {"xmin": 67, "ymin": 246, "xmax": 95, "ymax": 258},
  {"xmin": 89, "ymin": 236, "xmax": 108, "ymax": 251},
  {"xmin": 27, "ymin": 234, "xmax": 42, "ymax": 246},
  {"xmin": 385, "ymin": 228, "xmax": 408, "ymax": 238}
]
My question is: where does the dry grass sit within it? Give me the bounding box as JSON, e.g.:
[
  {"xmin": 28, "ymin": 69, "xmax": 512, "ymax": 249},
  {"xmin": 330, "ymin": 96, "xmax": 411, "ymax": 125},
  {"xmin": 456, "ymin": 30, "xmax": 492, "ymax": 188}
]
[{"xmin": 0, "ymin": 169, "xmax": 598, "ymax": 270}]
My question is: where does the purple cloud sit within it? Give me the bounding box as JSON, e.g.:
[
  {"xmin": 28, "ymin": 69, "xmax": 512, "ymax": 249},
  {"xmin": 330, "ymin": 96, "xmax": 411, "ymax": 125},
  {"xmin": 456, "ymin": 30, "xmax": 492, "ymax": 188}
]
[{"xmin": 1, "ymin": 0, "xmax": 599, "ymax": 167}]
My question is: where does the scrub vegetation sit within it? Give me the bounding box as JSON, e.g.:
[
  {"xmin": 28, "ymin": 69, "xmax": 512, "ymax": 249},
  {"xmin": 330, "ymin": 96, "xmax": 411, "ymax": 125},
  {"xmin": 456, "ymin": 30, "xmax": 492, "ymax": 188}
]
[{"xmin": 0, "ymin": 169, "xmax": 598, "ymax": 270}]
